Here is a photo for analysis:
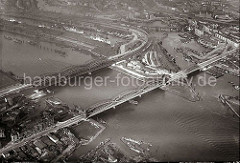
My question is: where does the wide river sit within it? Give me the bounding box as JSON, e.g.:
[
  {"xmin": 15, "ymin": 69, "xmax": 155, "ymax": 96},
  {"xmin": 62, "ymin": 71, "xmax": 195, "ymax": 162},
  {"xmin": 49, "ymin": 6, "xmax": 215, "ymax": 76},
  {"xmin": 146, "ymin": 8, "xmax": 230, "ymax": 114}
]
[{"xmin": 0, "ymin": 31, "xmax": 239, "ymax": 161}]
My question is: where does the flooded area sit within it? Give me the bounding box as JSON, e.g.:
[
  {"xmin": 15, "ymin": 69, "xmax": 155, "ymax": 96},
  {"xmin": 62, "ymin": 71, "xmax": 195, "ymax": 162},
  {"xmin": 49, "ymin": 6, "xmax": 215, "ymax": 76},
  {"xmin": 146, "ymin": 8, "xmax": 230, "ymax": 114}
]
[
  {"xmin": 0, "ymin": 31, "xmax": 93, "ymax": 77},
  {"xmin": 0, "ymin": 71, "xmax": 19, "ymax": 88}
]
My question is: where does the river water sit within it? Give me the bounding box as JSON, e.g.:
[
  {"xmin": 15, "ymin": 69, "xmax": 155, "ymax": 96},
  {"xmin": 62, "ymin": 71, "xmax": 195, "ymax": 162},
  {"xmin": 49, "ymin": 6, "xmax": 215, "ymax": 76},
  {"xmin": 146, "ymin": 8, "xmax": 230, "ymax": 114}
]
[
  {"xmin": 69, "ymin": 64, "xmax": 239, "ymax": 161},
  {"xmin": 0, "ymin": 31, "xmax": 239, "ymax": 161},
  {"xmin": 69, "ymin": 33, "xmax": 239, "ymax": 161},
  {"xmin": 0, "ymin": 32, "xmax": 93, "ymax": 77}
]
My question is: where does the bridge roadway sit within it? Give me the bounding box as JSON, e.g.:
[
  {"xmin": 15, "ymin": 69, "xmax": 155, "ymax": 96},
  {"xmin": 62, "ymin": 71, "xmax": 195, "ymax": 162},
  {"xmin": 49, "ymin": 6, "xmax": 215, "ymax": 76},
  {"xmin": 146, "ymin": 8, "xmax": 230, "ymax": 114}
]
[
  {"xmin": 0, "ymin": 16, "xmax": 237, "ymax": 154},
  {"xmin": 184, "ymin": 45, "xmax": 238, "ymax": 75},
  {"xmin": 37, "ymin": 32, "xmax": 149, "ymax": 87},
  {"xmin": 0, "ymin": 58, "xmax": 114, "ymax": 98},
  {"xmin": 1, "ymin": 36, "xmax": 149, "ymax": 97},
  {"xmin": 0, "ymin": 22, "xmax": 149, "ymax": 98},
  {"xmin": 86, "ymin": 71, "xmax": 193, "ymax": 119},
  {"xmin": 0, "ymin": 85, "xmax": 159, "ymax": 155},
  {"xmin": 0, "ymin": 45, "xmax": 236, "ymax": 155},
  {"xmin": 87, "ymin": 80, "xmax": 164, "ymax": 118},
  {"xmin": 0, "ymin": 114, "xmax": 85, "ymax": 155},
  {"xmin": 0, "ymin": 82, "xmax": 163, "ymax": 155},
  {"xmin": 86, "ymin": 45, "xmax": 238, "ymax": 118},
  {"xmin": 37, "ymin": 58, "xmax": 116, "ymax": 86}
]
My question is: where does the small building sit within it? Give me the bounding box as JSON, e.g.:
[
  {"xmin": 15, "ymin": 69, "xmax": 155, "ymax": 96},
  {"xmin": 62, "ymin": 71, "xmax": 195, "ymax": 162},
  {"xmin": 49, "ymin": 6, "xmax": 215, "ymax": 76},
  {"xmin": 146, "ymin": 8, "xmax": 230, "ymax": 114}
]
[
  {"xmin": 11, "ymin": 131, "xmax": 20, "ymax": 142},
  {"xmin": 33, "ymin": 140, "xmax": 47, "ymax": 150},
  {"xmin": 48, "ymin": 134, "xmax": 60, "ymax": 144},
  {"xmin": 127, "ymin": 61, "xmax": 142, "ymax": 70},
  {"xmin": 0, "ymin": 128, "xmax": 5, "ymax": 138},
  {"xmin": 195, "ymin": 28, "xmax": 204, "ymax": 37},
  {"xmin": 41, "ymin": 136, "xmax": 56, "ymax": 146},
  {"xmin": 215, "ymin": 32, "xmax": 239, "ymax": 48},
  {"xmin": 2, "ymin": 152, "xmax": 11, "ymax": 159}
]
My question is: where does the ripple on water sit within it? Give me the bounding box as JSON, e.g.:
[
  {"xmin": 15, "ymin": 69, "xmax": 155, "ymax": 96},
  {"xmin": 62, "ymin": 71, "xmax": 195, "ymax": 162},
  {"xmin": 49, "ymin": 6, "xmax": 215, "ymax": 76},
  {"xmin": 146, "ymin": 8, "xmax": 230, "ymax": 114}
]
[{"xmin": 172, "ymin": 109, "xmax": 239, "ymax": 160}]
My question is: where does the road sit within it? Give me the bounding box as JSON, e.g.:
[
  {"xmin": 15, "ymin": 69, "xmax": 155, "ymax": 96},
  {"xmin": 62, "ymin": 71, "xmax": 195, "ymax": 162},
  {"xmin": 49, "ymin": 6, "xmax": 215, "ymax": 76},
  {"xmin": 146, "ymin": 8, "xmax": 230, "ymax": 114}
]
[
  {"xmin": 0, "ymin": 18, "xmax": 149, "ymax": 155},
  {"xmin": 55, "ymin": 36, "xmax": 95, "ymax": 49},
  {"xmin": 0, "ymin": 43, "xmax": 235, "ymax": 155},
  {"xmin": 0, "ymin": 114, "xmax": 85, "ymax": 155},
  {"xmin": 182, "ymin": 45, "xmax": 237, "ymax": 75},
  {"xmin": 0, "ymin": 16, "xmax": 148, "ymax": 99},
  {"xmin": 87, "ymin": 83, "xmax": 163, "ymax": 118},
  {"xmin": 0, "ymin": 13, "xmax": 237, "ymax": 156},
  {"xmin": 51, "ymin": 144, "xmax": 76, "ymax": 163},
  {"xmin": 198, "ymin": 46, "xmax": 237, "ymax": 69},
  {"xmin": 88, "ymin": 45, "xmax": 238, "ymax": 117},
  {"xmin": 0, "ymin": 84, "xmax": 32, "ymax": 99}
]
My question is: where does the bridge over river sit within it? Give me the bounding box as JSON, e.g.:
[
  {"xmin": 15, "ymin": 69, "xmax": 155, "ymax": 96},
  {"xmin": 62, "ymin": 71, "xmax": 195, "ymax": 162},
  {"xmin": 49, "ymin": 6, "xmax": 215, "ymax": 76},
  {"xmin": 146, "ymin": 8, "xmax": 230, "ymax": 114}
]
[
  {"xmin": 0, "ymin": 44, "xmax": 237, "ymax": 156},
  {"xmin": 86, "ymin": 45, "xmax": 238, "ymax": 118},
  {"xmin": 0, "ymin": 25, "xmax": 149, "ymax": 99}
]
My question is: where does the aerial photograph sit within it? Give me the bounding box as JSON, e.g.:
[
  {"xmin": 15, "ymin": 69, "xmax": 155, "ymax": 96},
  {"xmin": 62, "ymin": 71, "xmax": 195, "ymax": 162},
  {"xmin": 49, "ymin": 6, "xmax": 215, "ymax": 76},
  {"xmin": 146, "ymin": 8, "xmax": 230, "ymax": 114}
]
[{"xmin": 0, "ymin": 0, "xmax": 239, "ymax": 162}]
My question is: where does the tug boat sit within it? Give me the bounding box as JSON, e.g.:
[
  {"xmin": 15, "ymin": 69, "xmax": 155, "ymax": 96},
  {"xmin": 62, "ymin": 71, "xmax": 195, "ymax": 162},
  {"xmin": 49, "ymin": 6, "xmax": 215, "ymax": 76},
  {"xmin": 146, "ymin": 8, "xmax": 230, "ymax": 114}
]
[
  {"xmin": 28, "ymin": 90, "xmax": 46, "ymax": 100},
  {"xmin": 27, "ymin": 40, "xmax": 38, "ymax": 46},
  {"xmin": 128, "ymin": 100, "xmax": 138, "ymax": 105},
  {"xmin": 120, "ymin": 137, "xmax": 145, "ymax": 154},
  {"xmin": 46, "ymin": 96, "xmax": 62, "ymax": 105},
  {"xmin": 13, "ymin": 39, "xmax": 23, "ymax": 44},
  {"xmin": 4, "ymin": 35, "xmax": 12, "ymax": 40}
]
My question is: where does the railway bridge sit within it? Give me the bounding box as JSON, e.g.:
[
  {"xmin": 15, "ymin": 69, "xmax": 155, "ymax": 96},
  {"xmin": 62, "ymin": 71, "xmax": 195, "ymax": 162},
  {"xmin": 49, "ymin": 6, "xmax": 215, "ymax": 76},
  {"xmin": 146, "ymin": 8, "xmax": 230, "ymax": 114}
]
[{"xmin": 86, "ymin": 46, "xmax": 238, "ymax": 118}]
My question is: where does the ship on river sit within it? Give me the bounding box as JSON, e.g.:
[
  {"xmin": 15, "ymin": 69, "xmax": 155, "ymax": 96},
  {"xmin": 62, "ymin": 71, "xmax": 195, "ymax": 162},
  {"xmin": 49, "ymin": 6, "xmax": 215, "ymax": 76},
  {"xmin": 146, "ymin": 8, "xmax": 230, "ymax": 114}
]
[
  {"xmin": 27, "ymin": 40, "xmax": 38, "ymax": 46},
  {"xmin": 46, "ymin": 96, "xmax": 63, "ymax": 106},
  {"xmin": 218, "ymin": 94, "xmax": 240, "ymax": 118},
  {"xmin": 27, "ymin": 90, "xmax": 46, "ymax": 100},
  {"xmin": 13, "ymin": 39, "xmax": 23, "ymax": 44},
  {"xmin": 120, "ymin": 137, "xmax": 150, "ymax": 154},
  {"xmin": 4, "ymin": 35, "xmax": 12, "ymax": 40},
  {"xmin": 128, "ymin": 100, "xmax": 138, "ymax": 105}
]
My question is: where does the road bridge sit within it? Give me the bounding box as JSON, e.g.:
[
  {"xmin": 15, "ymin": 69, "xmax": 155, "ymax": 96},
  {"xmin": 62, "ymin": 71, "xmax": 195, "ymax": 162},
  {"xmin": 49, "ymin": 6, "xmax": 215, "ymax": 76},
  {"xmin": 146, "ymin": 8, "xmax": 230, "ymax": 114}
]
[
  {"xmin": 0, "ymin": 45, "xmax": 236, "ymax": 155},
  {"xmin": 0, "ymin": 22, "xmax": 149, "ymax": 98},
  {"xmin": 86, "ymin": 79, "xmax": 164, "ymax": 118},
  {"xmin": 181, "ymin": 45, "xmax": 237, "ymax": 76},
  {"xmin": 86, "ymin": 46, "xmax": 238, "ymax": 118},
  {"xmin": 0, "ymin": 15, "xmax": 237, "ymax": 156},
  {"xmin": 0, "ymin": 114, "xmax": 86, "ymax": 155}
]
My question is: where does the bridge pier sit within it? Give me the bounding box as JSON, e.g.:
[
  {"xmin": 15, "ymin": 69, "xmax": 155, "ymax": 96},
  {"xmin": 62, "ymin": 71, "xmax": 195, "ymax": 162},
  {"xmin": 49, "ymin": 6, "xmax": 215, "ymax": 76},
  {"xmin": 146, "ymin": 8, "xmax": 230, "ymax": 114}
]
[{"xmin": 160, "ymin": 86, "xmax": 168, "ymax": 91}]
